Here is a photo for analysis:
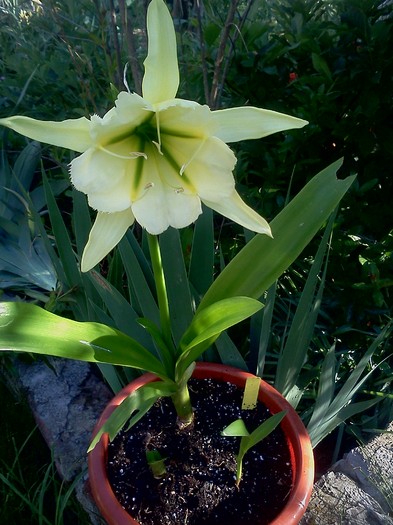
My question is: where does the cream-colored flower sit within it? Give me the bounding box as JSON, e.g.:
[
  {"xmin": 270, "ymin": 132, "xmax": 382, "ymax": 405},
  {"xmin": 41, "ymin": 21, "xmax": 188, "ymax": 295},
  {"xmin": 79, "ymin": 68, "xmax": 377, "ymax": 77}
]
[{"xmin": 0, "ymin": 0, "xmax": 307, "ymax": 272}]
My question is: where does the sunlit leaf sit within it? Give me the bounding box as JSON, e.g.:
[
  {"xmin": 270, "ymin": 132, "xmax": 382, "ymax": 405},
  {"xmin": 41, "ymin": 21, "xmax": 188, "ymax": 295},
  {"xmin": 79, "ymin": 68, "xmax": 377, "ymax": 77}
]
[
  {"xmin": 199, "ymin": 160, "xmax": 355, "ymax": 309},
  {"xmin": 175, "ymin": 297, "xmax": 262, "ymax": 380},
  {"xmin": 0, "ymin": 302, "xmax": 168, "ymax": 379}
]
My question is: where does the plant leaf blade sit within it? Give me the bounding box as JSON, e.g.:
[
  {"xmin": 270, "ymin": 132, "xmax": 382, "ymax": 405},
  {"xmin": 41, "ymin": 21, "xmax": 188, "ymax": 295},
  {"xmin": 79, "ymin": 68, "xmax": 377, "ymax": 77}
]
[{"xmin": 199, "ymin": 160, "xmax": 355, "ymax": 309}]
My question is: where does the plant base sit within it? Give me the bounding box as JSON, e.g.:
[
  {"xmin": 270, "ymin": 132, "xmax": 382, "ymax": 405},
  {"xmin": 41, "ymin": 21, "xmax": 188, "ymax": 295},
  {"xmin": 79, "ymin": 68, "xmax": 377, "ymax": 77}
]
[
  {"xmin": 89, "ymin": 363, "xmax": 314, "ymax": 525},
  {"xmin": 108, "ymin": 377, "xmax": 292, "ymax": 524}
]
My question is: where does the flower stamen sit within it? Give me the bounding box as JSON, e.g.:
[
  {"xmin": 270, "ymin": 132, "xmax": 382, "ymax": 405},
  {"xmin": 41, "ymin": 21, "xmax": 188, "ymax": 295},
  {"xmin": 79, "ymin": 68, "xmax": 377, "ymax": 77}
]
[
  {"xmin": 179, "ymin": 138, "xmax": 207, "ymax": 176},
  {"xmin": 98, "ymin": 144, "xmax": 147, "ymax": 161},
  {"xmin": 152, "ymin": 111, "xmax": 163, "ymax": 155}
]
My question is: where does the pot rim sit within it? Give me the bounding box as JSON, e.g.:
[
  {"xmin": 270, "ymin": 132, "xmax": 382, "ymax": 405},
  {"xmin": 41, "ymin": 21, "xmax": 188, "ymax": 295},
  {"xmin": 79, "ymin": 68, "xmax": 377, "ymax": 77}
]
[{"xmin": 88, "ymin": 362, "xmax": 314, "ymax": 525}]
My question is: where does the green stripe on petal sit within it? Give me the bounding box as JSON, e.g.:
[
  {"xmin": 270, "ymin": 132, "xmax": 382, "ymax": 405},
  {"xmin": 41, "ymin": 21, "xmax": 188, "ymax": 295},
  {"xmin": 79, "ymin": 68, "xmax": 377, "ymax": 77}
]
[
  {"xmin": 81, "ymin": 209, "xmax": 135, "ymax": 272},
  {"xmin": 203, "ymin": 191, "xmax": 272, "ymax": 236},
  {"xmin": 212, "ymin": 107, "xmax": 308, "ymax": 143},
  {"xmin": 142, "ymin": 0, "xmax": 179, "ymax": 104},
  {"xmin": 0, "ymin": 115, "xmax": 91, "ymax": 152}
]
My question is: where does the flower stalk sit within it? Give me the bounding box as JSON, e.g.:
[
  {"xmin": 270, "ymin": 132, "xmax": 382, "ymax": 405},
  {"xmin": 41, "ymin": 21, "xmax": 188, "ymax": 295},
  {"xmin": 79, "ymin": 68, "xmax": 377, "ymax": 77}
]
[
  {"xmin": 147, "ymin": 232, "xmax": 193, "ymax": 426},
  {"xmin": 147, "ymin": 233, "xmax": 172, "ymax": 350}
]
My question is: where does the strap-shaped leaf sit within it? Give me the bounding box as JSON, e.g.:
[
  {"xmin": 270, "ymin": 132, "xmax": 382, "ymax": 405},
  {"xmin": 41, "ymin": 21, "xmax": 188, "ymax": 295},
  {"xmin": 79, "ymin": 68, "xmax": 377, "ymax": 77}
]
[
  {"xmin": 307, "ymin": 323, "xmax": 392, "ymax": 446},
  {"xmin": 198, "ymin": 160, "xmax": 356, "ymax": 310},
  {"xmin": 274, "ymin": 211, "xmax": 336, "ymax": 396},
  {"xmin": 175, "ymin": 297, "xmax": 262, "ymax": 380},
  {"xmin": 160, "ymin": 228, "xmax": 194, "ymax": 346},
  {"xmin": 180, "ymin": 297, "xmax": 262, "ymax": 352},
  {"xmin": 138, "ymin": 316, "xmax": 174, "ymax": 376},
  {"xmin": 88, "ymin": 381, "xmax": 176, "ymax": 452},
  {"xmin": 189, "ymin": 206, "xmax": 214, "ymax": 296},
  {"xmin": 0, "ymin": 302, "xmax": 168, "ymax": 379}
]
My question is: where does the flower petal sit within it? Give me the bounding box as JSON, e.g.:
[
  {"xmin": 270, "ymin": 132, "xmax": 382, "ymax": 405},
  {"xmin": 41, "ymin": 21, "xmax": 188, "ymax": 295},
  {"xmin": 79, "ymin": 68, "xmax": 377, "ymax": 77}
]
[
  {"xmin": 167, "ymin": 192, "xmax": 202, "ymax": 230},
  {"xmin": 165, "ymin": 136, "xmax": 236, "ymax": 199},
  {"xmin": 212, "ymin": 106, "xmax": 308, "ymax": 143},
  {"xmin": 142, "ymin": 0, "xmax": 179, "ymax": 103},
  {"xmin": 70, "ymin": 148, "xmax": 131, "ymax": 210},
  {"xmin": 90, "ymin": 92, "xmax": 152, "ymax": 145},
  {"xmin": 81, "ymin": 209, "xmax": 135, "ymax": 272},
  {"xmin": 132, "ymin": 184, "xmax": 202, "ymax": 234},
  {"xmin": 0, "ymin": 116, "xmax": 91, "ymax": 152},
  {"xmin": 203, "ymin": 191, "xmax": 272, "ymax": 236},
  {"xmin": 159, "ymin": 100, "xmax": 214, "ymax": 138},
  {"xmin": 131, "ymin": 146, "xmax": 202, "ymax": 233}
]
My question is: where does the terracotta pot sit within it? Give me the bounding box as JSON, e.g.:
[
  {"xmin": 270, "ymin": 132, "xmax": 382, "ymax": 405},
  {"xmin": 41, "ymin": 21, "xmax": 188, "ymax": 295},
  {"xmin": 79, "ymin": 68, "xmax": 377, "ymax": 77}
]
[{"xmin": 88, "ymin": 363, "xmax": 314, "ymax": 525}]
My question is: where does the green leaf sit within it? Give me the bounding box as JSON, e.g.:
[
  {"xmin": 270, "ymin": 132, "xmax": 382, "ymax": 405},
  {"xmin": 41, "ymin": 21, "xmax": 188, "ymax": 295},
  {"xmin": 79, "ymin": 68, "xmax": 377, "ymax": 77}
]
[
  {"xmin": 198, "ymin": 160, "xmax": 355, "ymax": 310},
  {"xmin": 160, "ymin": 228, "xmax": 194, "ymax": 346},
  {"xmin": 308, "ymin": 398, "xmax": 380, "ymax": 448},
  {"xmin": 88, "ymin": 381, "xmax": 175, "ymax": 452},
  {"xmin": 12, "ymin": 141, "xmax": 41, "ymax": 195},
  {"xmin": 0, "ymin": 302, "xmax": 168, "ymax": 379},
  {"xmin": 236, "ymin": 412, "xmax": 286, "ymax": 483},
  {"xmin": 222, "ymin": 419, "xmax": 250, "ymax": 437},
  {"xmin": 72, "ymin": 188, "xmax": 92, "ymax": 260},
  {"xmin": 249, "ymin": 282, "xmax": 277, "ymax": 377},
  {"xmin": 306, "ymin": 344, "xmax": 336, "ymax": 432},
  {"xmin": 146, "ymin": 450, "xmax": 167, "ymax": 478},
  {"xmin": 307, "ymin": 323, "xmax": 392, "ymax": 446},
  {"xmin": 118, "ymin": 233, "xmax": 160, "ymax": 326},
  {"xmin": 42, "ymin": 171, "xmax": 82, "ymax": 291},
  {"xmin": 223, "ymin": 412, "xmax": 286, "ymax": 484},
  {"xmin": 88, "ymin": 270, "xmax": 155, "ymax": 351},
  {"xmin": 180, "ymin": 297, "xmax": 262, "ymax": 352},
  {"xmin": 138, "ymin": 316, "xmax": 174, "ymax": 376},
  {"xmin": 274, "ymin": 211, "xmax": 336, "ymax": 396},
  {"xmin": 175, "ymin": 297, "xmax": 262, "ymax": 380},
  {"xmin": 241, "ymin": 411, "xmax": 286, "ymax": 454},
  {"xmin": 189, "ymin": 206, "xmax": 214, "ymax": 297},
  {"xmin": 311, "ymin": 52, "xmax": 332, "ymax": 80},
  {"xmin": 214, "ymin": 332, "xmax": 249, "ymax": 371}
]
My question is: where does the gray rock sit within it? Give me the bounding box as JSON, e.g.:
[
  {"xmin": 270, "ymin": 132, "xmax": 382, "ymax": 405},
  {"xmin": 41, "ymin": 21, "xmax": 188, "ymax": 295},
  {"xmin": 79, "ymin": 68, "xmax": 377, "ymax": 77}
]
[
  {"xmin": 301, "ymin": 471, "xmax": 393, "ymax": 525},
  {"xmin": 14, "ymin": 357, "xmax": 113, "ymax": 481},
  {"xmin": 301, "ymin": 423, "xmax": 393, "ymax": 525},
  {"xmin": 332, "ymin": 424, "xmax": 393, "ymax": 514},
  {"xmin": 11, "ymin": 357, "xmax": 112, "ymax": 525}
]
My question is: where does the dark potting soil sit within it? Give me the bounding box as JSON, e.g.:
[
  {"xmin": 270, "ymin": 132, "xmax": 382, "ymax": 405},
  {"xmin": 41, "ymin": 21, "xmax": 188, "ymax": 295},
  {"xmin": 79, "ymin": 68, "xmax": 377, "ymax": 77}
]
[{"xmin": 107, "ymin": 378, "xmax": 293, "ymax": 525}]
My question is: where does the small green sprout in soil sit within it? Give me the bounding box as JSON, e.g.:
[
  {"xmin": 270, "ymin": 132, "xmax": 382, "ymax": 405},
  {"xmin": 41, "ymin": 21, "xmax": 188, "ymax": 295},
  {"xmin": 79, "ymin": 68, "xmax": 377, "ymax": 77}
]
[
  {"xmin": 146, "ymin": 449, "xmax": 167, "ymax": 479},
  {"xmin": 222, "ymin": 411, "xmax": 287, "ymax": 486}
]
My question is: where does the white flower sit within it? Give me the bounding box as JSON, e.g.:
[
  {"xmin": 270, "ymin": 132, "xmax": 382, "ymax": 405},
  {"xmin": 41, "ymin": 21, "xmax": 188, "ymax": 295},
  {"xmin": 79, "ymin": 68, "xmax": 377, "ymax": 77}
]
[{"xmin": 0, "ymin": 0, "xmax": 307, "ymax": 272}]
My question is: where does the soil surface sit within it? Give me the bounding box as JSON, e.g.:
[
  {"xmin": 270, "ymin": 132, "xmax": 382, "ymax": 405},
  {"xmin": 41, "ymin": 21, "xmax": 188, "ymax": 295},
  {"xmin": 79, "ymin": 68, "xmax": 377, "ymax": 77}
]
[{"xmin": 107, "ymin": 378, "xmax": 293, "ymax": 525}]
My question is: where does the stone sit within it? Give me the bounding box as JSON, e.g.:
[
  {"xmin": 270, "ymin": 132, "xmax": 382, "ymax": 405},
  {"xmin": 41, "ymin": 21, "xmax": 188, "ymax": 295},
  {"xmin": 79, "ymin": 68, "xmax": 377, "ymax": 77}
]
[
  {"xmin": 14, "ymin": 357, "xmax": 113, "ymax": 481},
  {"xmin": 301, "ymin": 422, "xmax": 393, "ymax": 525},
  {"xmin": 300, "ymin": 471, "xmax": 393, "ymax": 525},
  {"xmin": 332, "ymin": 423, "xmax": 393, "ymax": 514},
  {"xmin": 10, "ymin": 356, "xmax": 112, "ymax": 524}
]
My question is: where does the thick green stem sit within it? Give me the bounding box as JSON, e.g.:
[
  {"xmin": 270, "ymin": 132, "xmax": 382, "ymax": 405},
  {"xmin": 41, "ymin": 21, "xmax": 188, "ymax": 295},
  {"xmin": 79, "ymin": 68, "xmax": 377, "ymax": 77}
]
[
  {"xmin": 147, "ymin": 233, "xmax": 194, "ymax": 426},
  {"xmin": 147, "ymin": 234, "xmax": 173, "ymax": 351},
  {"xmin": 171, "ymin": 382, "xmax": 194, "ymax": 427}
]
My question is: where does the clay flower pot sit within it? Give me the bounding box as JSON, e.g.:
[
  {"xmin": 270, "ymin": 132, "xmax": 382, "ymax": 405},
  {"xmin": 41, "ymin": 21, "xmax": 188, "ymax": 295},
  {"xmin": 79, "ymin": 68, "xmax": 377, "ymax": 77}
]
[{"xmin": 88, "ymin": 363, "xmax": 314, "ymax": 525}]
